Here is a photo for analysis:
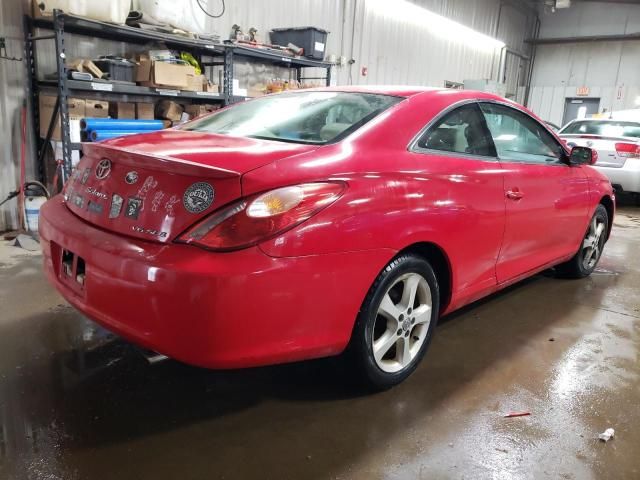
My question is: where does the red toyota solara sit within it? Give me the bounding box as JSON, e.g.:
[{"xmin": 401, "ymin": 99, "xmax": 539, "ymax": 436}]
[{"xmin": 40, "ymin": 87, "xmax": 614, "ymax": 389}]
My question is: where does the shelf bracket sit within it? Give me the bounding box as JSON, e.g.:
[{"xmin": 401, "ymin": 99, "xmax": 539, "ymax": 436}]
[{"xmin": 223, "ymin": 48, "xmax": 234, "ymax": 105}]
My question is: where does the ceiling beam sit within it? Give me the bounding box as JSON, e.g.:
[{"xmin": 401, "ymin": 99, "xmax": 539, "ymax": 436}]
[{"xmin": 526, "ymin": 32, "xmax": 640, "ymax": 44}]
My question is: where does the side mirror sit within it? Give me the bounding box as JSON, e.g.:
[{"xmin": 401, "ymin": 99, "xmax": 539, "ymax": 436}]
[{"xmin": 569, "ymin": 146, "xmax": 597, "ymax": 165}]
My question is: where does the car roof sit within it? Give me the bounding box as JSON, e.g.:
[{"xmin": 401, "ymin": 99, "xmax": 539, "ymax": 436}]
[
  {"xmin": 300, "ymin": 85, "xmax": 517, "ymax": 104},
  {"xmin": 302, "ymin": 85, "xmax": 446, "ymax": 97}
]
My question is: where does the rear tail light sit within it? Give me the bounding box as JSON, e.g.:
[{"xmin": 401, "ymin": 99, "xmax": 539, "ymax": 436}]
[
  {"xmin": 615, "ymin": 142, "xmax": 640, "ymax": 158},
  {"xmin": 176, "ymin": 182, "xmax": 346, "ymax": 251}
]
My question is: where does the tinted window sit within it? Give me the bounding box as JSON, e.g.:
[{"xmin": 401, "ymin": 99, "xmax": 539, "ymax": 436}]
[
  {"xmin": 417, "ymin": 103, "xmax": 496, "ymax": 157},
  {"xmin": 480, "ymin": 103, "xmax": 564, "ymax": 164},
  {"xmin": 184, "ymin": 91, "xmax": 401, "ymax": 144},
  {"xmin": 561, "ymin": 120, "xmax": 640, "ymax": 139}
]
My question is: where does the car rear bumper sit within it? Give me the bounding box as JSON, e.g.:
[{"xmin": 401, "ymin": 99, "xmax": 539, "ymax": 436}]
[
  {"xmin": 39, "ymin": 196, "xmax": 393, "ymax": 368},
  {"xmin": 594, "ymin": 159, "xmax": 640, "ymax": 194}
]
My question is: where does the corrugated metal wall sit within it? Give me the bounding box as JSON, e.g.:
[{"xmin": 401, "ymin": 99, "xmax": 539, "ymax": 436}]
[
  {"xmin": 0, "ymin": 0, "xmax": 534, "ymax": 231},
  {"xmin": 0, "ymin": 0, "xmax": 33, "ymax": 232},
  {"xmin": 528, "ymin": 1, "xmax": 640, "ymax": 126},
  {"xmin": 200, "ymin": 0, "xmax": 533, "ymax": 88}
]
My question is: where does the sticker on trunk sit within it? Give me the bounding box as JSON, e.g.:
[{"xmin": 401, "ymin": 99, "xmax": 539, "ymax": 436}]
[
  {"xmin": 151, "ymin": 191, "xmax": 165, "ymax": 212},
  {"xmin": 65, "ymin": 185, "xmax": 75, "ymax": 202},
  {"xmin": 87, "ymin": 201, "xmax": 104, "ymax": 214},
  {"xmin": 137, "ymin": 176, "xmax": 158, "ymax": 200},
  {"xmin": 72, "ymin": 194, "xmax": 84, "ymax": 208},
  {"xmin": 125, "ymin": 171, "xmax": 139, "ymax": 185},
  {"xmin": 124, "ymin": 197, "xmax": 143, "ymax": 219},
  {"xmin": 165, "ymin": 195, "xmax": 179, "ymax": 217},
  {"xmin": 81, "ymin": 168, "xmax": 91, "ymax": 184},
  {"xmin": 109, "ymin": 194, "xmax": 124, "ymax": 219},
  {"xmin": 183, "ymin": 182, "xmax": 214, "ymax": 214}
]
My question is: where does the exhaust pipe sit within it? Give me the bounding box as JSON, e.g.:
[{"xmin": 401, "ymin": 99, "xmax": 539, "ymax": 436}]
[{"xmin": 138, "ymin": 348, "xmax": 170, "ymax": 364}]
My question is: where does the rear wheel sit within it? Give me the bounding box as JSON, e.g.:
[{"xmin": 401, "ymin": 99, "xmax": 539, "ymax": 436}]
[
  {"xmin": 556, "ymin": 204, "xmax": 608, "ymax": 278},
  {"xmin": 348, "ymin": 254, "xmax": 439, "ymax": 390}
]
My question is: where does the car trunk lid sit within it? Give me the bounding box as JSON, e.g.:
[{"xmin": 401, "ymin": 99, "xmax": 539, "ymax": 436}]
[
  {"xmin": 63, "ymin": 130, "xmax": 319, "ymax": 243},
  {"xmin": 560, "ymin": 134, "xmax": 638, "ymax": 168}
]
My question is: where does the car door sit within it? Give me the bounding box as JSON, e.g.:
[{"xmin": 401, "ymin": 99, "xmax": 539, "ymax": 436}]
[
  {"xmin": 410, "ymin": 102, "xmax": 505, "ymax": 305},
  {"xmin": 479, "ymin": 102, "xmax": 590, "ymax": 284}
]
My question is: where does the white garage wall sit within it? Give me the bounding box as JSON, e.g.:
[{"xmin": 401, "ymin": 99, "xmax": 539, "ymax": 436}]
[
  {"xmin": 0, "ymin": 0, "xmax": 534, "ymax": 231},
  {"xmin": 528, "ymin": 1, "xmax": 640, "ymax": 126}
]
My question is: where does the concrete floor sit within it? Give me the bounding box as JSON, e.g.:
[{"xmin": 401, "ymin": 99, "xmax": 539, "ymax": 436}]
[{"xmin": 1, "ymin": 204, "xmax": 639, "ymax": 480}]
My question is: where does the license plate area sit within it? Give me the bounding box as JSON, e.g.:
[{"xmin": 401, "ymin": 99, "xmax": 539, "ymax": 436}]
[{"xmin": 54, "ymin": 242, "xmax": 87, "ymax": 294}]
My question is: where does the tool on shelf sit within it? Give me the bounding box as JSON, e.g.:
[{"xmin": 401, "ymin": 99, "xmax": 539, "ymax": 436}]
[{"xmin": 0, "ymin": 37, "xmax": 22, "ymax": 61}]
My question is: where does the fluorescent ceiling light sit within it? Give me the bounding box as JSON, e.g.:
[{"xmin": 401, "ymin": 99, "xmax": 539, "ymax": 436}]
[{"xmin": 367, "ymin": 0, "xmax": 505, "ymax": 52}]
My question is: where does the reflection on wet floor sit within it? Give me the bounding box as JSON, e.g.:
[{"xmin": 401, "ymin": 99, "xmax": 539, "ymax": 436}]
[{"xmin": 1, "ymin": 203, "xmax": 639, "ymax": 480}]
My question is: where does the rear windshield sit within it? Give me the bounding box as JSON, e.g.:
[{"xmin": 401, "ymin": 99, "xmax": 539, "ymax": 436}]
[
  {"xmin": 561, "ymin": 120, "xmax": 640, "ymax": 139},
  {"xmin": 183, "ymin": 91, "xmax": 401, "ymax": 144}
]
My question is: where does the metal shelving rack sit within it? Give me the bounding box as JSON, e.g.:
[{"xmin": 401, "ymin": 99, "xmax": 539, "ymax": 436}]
[{"xmin": 24, "ymin": 10, "xmax": 332, "ymax": 182}]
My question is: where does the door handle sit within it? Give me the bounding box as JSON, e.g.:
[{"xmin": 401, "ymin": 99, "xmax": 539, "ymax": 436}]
[{"xmin": 506, "ymin": 189, "xmax": 524, "ymax": 200}]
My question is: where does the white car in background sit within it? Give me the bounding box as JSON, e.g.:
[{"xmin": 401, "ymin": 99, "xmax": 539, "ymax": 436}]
[{"xmin": 559, "ymin": 119, "xmax": 640, "ymax": 199}]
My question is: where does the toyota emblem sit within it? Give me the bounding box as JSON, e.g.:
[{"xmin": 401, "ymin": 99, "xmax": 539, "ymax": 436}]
[{"xmin": 95, "ymin": 159, "xmax": 112, "ymax": 179}]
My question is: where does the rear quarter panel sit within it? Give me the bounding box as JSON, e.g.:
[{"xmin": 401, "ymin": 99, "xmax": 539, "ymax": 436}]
[{"xmin": 244, "ymin": 90, "xmax": 509, "ymax": 309}]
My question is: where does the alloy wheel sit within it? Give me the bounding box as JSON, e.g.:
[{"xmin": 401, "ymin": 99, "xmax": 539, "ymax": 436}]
[
  {"xmin": 372, "ymin": 272, "xmax": 432, "ymax": 373},
  {"xmin": 582, "ymin": 215, "xmax": 606, "ymax": 270}
]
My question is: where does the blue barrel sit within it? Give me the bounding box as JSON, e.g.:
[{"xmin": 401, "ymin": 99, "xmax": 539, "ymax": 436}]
[{"xmin": 81, "ymin": 118, "xmax": 164, "ymax": 132}]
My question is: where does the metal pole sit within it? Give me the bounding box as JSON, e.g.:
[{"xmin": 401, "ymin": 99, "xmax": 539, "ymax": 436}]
[
  {"xmin": 53, "ymin": 9, "xmax": 72, "ymax": 181},
  {"xmin": 23, "ymin": 15, "xmax": 42, "ymax": 181}
]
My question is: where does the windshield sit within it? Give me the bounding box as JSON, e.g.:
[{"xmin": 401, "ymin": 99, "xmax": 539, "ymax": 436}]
[
  {"xmin": 561, "ymin": 120, "xmax": 640, "ymax": 139},
  {"xmin": 183, "ymin": 91, "xmax": 401, "ymax": 144}
]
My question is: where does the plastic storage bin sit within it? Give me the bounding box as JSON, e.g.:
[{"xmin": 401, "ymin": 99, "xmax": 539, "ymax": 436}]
[
  {"xmin": 270, "ymin": 27, "xmax": 329, "ymax": 60},
  {"xmin": 93, "ymin": 57, "xmax": 135, "ymax": 82}
]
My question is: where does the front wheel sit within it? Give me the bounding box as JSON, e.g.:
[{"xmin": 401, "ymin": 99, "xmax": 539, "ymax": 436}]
[
  {"xmin": 348, "ymin": 254, "xmax": 439, "ymax": 390},
  {"xmin": 556, "ymin": 204, "xmax": 608, "ymax": 278}
]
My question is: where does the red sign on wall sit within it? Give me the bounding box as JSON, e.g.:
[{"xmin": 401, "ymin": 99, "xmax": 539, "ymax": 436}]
[{"xmin": 576, "ymin": 86, "xmax": 590, "ymax": 96}]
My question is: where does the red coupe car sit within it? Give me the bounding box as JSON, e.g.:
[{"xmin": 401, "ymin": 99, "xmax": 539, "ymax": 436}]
[{"xmin": 40, "ymin": 87, "xmax": 614, "ymax": 389}]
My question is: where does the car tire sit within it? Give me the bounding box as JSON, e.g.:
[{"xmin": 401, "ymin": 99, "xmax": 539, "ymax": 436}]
[
  {"xmin": 348, "ymin": 254, "xmax": 439, "ymax": 391},
  {"xmin": 556, "ymin": 204, "xmax": 608, "ymax": 279}
]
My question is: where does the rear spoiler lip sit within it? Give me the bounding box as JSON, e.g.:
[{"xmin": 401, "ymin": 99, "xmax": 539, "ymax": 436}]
[
  {"xmin": 82, "ymin": 142, "xmax": 240, "ymax": 179},
  {"xmin": 559, "ymin": 133, "xmax": 640, "ymax": 143}
]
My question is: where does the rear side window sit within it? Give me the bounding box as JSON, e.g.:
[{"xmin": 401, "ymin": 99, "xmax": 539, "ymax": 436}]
[
  {"xmin": 480, "ymin": 103, "xmax": 564, "ymax": 164},
  {"xmin": 416, "ymin": 103, "xmax": 496, "ymax": 157},
  {"xmin": 184, "ymin": 91, "xmax": 401, "ymax": 145},
  {"xmin": 561, "ymin": 120, "xmax": 640, "ymax": 139}
]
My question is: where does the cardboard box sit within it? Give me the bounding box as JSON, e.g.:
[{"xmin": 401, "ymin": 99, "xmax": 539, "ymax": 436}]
[
  {"xmin": 136, "ymin": 103, "xmax": 155, "ymax": 120},
  {"xmin": 85, "ymin": 100, "xmax": 109, "ymax": 118},
  {"xmin": 204, "ymin": 81, "xmax": 219, "ymax": 93},
  {"xmin": 156, "ymin": 100, "xmax": 184, "ymax": 122},
  {"xmin": 109, "ymin": 102, "xmax": 136, "ymax": 119},
  {"xmin": 184, "ymin": 74, "xmax": 205, "ymax": 92},
  {"xmin": 39, "ymin": 95, "xmax": 85, "ymax": 141},
  {"xmin": 248, "ymin": 87, "xmax": 266, "ymax": 98},
  {"xmin": 184, "ymin": 104, "xmax": 219, "ymax": 119},
  {"xmin": 136, "ymin": 57, "xmax": 197, "ymax": 89},
  {"xmin": 83, "ymin": 60, "xmax": 104, "ymax": 79}
]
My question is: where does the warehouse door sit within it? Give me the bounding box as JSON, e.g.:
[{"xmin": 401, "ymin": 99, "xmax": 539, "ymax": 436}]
[{"xmin": 562, "ymin": 98, "xmax": 600, "ymax": 126}]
